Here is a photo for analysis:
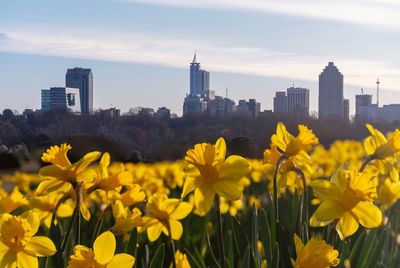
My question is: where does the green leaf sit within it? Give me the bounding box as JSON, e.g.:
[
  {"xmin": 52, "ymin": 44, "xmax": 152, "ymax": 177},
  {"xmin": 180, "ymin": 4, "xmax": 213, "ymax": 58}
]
[
  {"xmin": 206, "ymin": 234, "xmax": 221, "ymax": 268},
  {"xmin": 259, "ymin": 208, "xmax": 272, "ymax": 265},
  {"xmin": 125, "ymin": 229, "xmax": 138, "ymax": 257},
  {"xmin": 355, "ymin": 229, "xmax": 377, "ymax": 268},
  {"xmin": 365, "ymin": 230, "xmax": 386, "ymax": 268},
  {"xmin": 349, "ymin": 230, "xmax": 365, "ymax": 264},
  {"xmin": 149, "ymin": 244, "xmax": 165, "ymax": 268},
  {"xmin": 251, "ymin": 204, "xmax": 260, "ymax": 266},
  {"xmin": 184, "ymin": 248, "xmax": 204, "ymax": 268}
]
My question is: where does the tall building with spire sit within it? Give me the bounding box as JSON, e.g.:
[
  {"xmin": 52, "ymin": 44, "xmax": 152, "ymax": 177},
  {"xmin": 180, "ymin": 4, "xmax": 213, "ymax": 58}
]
[
  {"xmin": 318, "ymin": 62, "xmax": 344, "ymax": 119},
  {"xmin": 190, "ymin": 54, "xmax": 209, "ymax": 95}
]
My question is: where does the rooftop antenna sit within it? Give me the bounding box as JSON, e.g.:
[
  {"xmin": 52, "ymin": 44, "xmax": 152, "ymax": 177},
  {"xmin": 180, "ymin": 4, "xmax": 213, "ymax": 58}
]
[
  {"xmin": 226, "ymin": 88, "xmax": 228, "ymax": 98},
  {"xmin": 361, "ymin": 88, "xmax": 364, "ymax": 95},
  {"xmin": 376, "ymin": 78, "xmax": 380, "ymax": 107}
]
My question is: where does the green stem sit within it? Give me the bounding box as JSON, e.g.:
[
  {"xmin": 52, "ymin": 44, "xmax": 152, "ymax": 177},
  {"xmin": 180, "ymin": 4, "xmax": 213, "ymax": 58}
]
[
  {"xmin": 75, "ymin": 183, "xmax": 83, "ymax": 245},
  {"xmin": 166, "ymin": 222, "xmax": 177, "ymax": 268},
  {"xmin": 295, "ymin": 167, "xmax": 309, "ymax": 241},
  {"xmin": 60, "ymin": 207, "xmax": 77, "ymax": 254},
  {"xmin": 214, "ymin": 195, "xmax": 226, "ymax": 268},
  {"xmin": 359, "ymin": 155, "xmax": 373, "ymax": 172},
  {"xmin": 272, "ymin": 156, "xmax": 286, "ymax": 223},
  {"xmin": 90, "ymin": 205, "xmax": 109, "ymax": 245}
]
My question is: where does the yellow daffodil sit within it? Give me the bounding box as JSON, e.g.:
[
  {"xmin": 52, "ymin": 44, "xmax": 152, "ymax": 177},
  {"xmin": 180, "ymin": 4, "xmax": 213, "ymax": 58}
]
[
  {"xmin": 0, "ymin": 187, "xmax": 28, "ymax": 214},
  {"xmin": 172, "ymin": 250, "xmax": 191, "ymax": 268},
  {"xmin": 0, "ymin": 211, "xmax": 56, "ymax": 268},
  {"xmin": 37, "ymin": 144, "xmax": 101, "ymax": 195},
  {"xmin": 112, "ymin": 200, "xmax": 143, "ymax": 236},
  {"xmin": 271, "ymin": 122, "xmax": 319, "ymax": 158},
  {"xmin": 220, "ymin": 197, "xmax": 243, "ymax": 216},
  {"xmin": 29, "ymin": 192, "xmax": 74, "ymax": 228},
  {"xmin": 291, "ymin": 234, "xmax": 340, "ymax": 268},
  {"xmin": 118, "ymin": 184, "xmax": 146, "ymax": 207},
  {"xmin": 67, "ymin": 231, "xmax": 135, "ymax": 268},
  {"xmin": 378, "ymin": 178, "xmax": 400, "ymax": 211},
  {"xmin": 182, "ymin": 137, "xmax": 250, "ymax": 215},
  {"xmin": 310, "ymin": 169, "xmax": 382, "ymax": 239},
  {"xmin": 142, "ymin": 194, "xmax": 192, "ymax": 242},
  {"xmin": 364, "ymin": 124, "xmax": 400, "ymax": 160},
  {"xmin": 93, "ymin": 152, "xmax": 133, "ymax": 191}
]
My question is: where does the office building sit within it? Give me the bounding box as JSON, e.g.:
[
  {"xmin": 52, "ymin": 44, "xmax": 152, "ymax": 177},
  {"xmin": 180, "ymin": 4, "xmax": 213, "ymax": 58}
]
[
  {"xmin": 42, "ymin": 87, "xmax": 81, "ymax": 113},
  {"xmin": 41, "ymin": 89, "xmax": 51, "ymax": 111},
  {"xmin": 273, "ymin": 91, "xmax": 288, "ymax": 115},
  {"xmin": 190, "ymin": 54, "xmax": 209, "ymax": 95},
  {"xmin": 343, "ymin": 99, "xmax": 349, "ymax": 120},
  {"xmin": 319, "ymin": 62, "xmax": 344, "ymax": 118},
  {"xmin": 355, "ymin": 94, "xmax": 373, "ymax": 117},
  {"xmin": 287, "ymin": 87, "xmax": 309, "ymax": 116},
  {"xmin": 208, "ymin": 96, "xmax": 235, "ymax": 118},
  {"xmin": 183, "ymin": 94, "xmax": 208, "ymax": 115},
  {"xmin": 66, "ymin": 68, "xmax": 93, "ymax": 114}
]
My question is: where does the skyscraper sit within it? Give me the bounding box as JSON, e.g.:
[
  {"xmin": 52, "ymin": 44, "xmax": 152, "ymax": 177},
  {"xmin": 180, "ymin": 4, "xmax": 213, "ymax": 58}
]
[
  {"xmin": 41, "ymin": 89, "xmax": 51, "ymax": 111},
  {"xmin": 66, "ymin": 68, "xmax": 93, "ymax": 114},
  {"xmin": 287, "ymin": 87, "xmax": 309, "ymax": 116},
  {"xmin": 319, "ymin": 62, "xmax": 344, "ymax": 118},
  {"xmin": 273, "ymin": 91, "xmax": 288, "ymax": 115},
  {"xmin": 190, "ymin": 54, "xmax": 209, "ymax": 95}
]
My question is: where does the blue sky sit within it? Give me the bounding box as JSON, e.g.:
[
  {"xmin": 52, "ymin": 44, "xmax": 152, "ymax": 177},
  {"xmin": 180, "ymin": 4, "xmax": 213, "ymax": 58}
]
[{"xmin": 1, "ymin": 0, "xmax": 400, "ymax": 115}]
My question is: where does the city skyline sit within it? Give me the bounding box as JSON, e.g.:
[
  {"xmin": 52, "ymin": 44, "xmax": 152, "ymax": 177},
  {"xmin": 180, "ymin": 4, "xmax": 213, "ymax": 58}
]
[{"xmin": 1, "ymin": 0, "xmax": 400, "ymax": 115}]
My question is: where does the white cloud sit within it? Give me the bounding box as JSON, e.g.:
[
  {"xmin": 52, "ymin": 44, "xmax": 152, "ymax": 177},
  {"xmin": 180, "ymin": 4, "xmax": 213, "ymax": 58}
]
[
  {"xmin": 0, "ymin": 27, "xmax": 399, "ymax": 92},
  {"xmin": 118, "ymin": 0, "xmax": 400, "ymax": 29}
]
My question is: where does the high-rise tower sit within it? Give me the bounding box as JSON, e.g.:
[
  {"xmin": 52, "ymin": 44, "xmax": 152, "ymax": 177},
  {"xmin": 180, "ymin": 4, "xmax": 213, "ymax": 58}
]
[
  {"xmin": 318, "ymin": 62, "xmax": 344, "ymax": 118},
  {"xmin": 189, "ymin": 54, "xmax": 209, "ymax": 95},
  {"xmin": 66, "ymin": 68, "xmax": 93, "ymax": 114}
]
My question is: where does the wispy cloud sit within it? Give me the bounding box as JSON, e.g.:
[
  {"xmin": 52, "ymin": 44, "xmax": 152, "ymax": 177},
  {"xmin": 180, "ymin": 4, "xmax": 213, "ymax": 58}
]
[
  {"xmin": 118, "ymin": 0, "xmax": 400, "ymax": 29},
  {"xmin": 1, "ymin": 27, "xmax": 399, "ymax": 91}
]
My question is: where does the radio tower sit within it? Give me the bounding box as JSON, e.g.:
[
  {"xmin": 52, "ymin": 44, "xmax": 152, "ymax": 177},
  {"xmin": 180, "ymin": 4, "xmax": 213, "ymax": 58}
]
[{"xmin": 376, "ymin": 78, "xmax": 380, "ymax": 107}]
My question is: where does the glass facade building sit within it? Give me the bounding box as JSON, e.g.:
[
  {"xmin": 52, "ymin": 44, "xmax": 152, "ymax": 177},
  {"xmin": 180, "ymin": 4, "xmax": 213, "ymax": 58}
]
[{"xmin": 66, "ymin": 68, "xmax": 93, "ymax": 114}]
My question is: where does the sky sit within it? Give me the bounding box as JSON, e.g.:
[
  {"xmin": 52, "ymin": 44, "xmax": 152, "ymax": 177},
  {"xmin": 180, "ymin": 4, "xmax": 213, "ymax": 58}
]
[{"xmin": 1, "ymin": 0, "xmax": 400, "ymax": 116}]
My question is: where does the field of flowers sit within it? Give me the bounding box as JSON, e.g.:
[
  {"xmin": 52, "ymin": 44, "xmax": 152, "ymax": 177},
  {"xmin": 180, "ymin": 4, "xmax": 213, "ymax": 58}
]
[{"xmin": 0, "ymin": 122, "xmax": 400, "ymax": 267}]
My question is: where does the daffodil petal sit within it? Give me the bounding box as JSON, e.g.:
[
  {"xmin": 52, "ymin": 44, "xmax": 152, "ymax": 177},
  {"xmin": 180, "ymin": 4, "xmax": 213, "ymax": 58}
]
[
  {"xmin": 194, "ymin": 185, "xmax": 215, "ymax": 216},
  {"xmin": 336, "ymin": 212, "xmax": 359, "ymax": 240},
  {"xmin": 36, "ymin": 180, "xmax": 67, "ymax": 196},
  {"xmin": 313, "ymin": 200, "xmax": 346, "ymax": 221},
  {"xmin": 169, "ymin": 219, "xmax": 183, "ymax": 240},
  {"xmin": 310, "ymin": 180, "xmax": 341, "ymax": 201},
  {"xmin": 17, "ymin": 251, "xmax": 37, "ymax": 268},
  {"xmin": 147, "ymin": 222, "xmax": 163, "ymax": 242},
  {"xmin": 219, "ymin": 156, "xmax": 250, "ymax": 181},
  {"xmin": 309, "ymin": 214, "xmax": 332, "ymax": 227},
  {"xmin": 24, "ymin": 236, "xmax": 57, "ymax": 257},
  {"xmin": 293, "ymin": 234, "xmax": 304, "ymax": 257},
  {"xmin": 21, "ymin": 210, "xmax": 40, "ymax": 235},
  {"xmin": 169, "ymin": 202, "xmax": 192, "ymax": 220},
  {"xmin": 213, "ymin": 179, "xmax": 242, "ymax": 201},
  {"xmin": 352, "ymin": 202, "xmax": 382, "ymax": 228},
  {"xmin": 0, "ymin": 250, "xmax": 16, "ymax": 268},
  {"xmin": 181, "ymin": 177, "xmax": 199, "ymax": 198},
  {"xmin": 93, "ymin": 231, "xmax": 116, "ymax": 265},
  {"xmin": 107, "ymin": 253, "xmax": 135, "ymax": 268}
]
